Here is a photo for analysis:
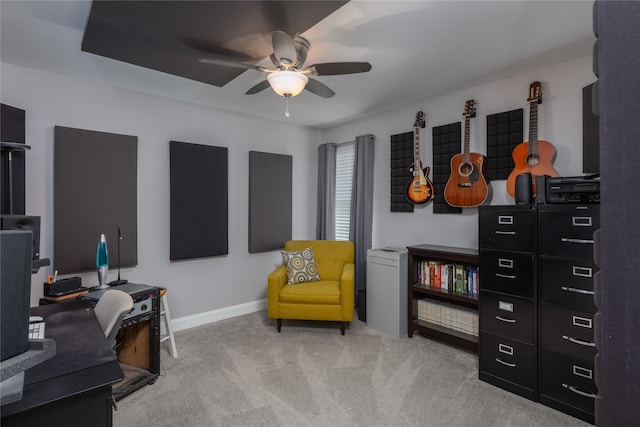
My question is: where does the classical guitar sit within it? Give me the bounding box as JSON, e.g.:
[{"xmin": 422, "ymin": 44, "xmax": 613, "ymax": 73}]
[
  {"xmin": 406, "ymin": 111, "xmax": 435, "ymax": 204},
  {"xmin": 444, "ymin": 99, "xmax": 490, "ymax": 207},
  {"xmin": 506, "ymin": 81, "xmax": 559, "ymax": 197}
]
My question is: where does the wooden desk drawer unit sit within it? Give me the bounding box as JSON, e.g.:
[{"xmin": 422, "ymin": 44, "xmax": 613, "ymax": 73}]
[
  {"xmin": 539, "ymin": 256, "xmax": 597, "ymax": 312},
  {"xmin": 480, "ymin": 292, "xmax": 534, "ymax": 344},
  {"xmin": 479, "ymin": 207, "xmax": 536, "ymax": 252},
  {"xmin": 480, "ymin": 332, "xmax": 536, "ymax": 391},
  {"xmin": 539, "ymin": 304, "xmax": 596, "ymax": 360},
  {"xmin": 538, "ymin": 206, "xmax": 600, "ymax": 260},
  {"xmin": 480, "ymin": 250, "xmax": 535, "ymax": 298}
]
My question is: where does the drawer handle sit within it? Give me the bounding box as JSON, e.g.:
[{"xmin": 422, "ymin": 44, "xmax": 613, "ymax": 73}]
[
  {"xmin": 495, "ymin": 358, "xmax": 516, "ymax": 368},
  {"xmin": 573, "ymin": 266, "xmax": 593, "ymax": 278},
  {"xmin": 495, "ymin": 273, "xmax": 516, "ymax": 279},
  {"xmin": 562, "ymin": 383, "xmax": 597, "ymax": 399},
  {"xmin": 562, "ymin": 335, "xmax": 596, "ymax": 347},
  {"xmin": 561, "ymin": 238, "xmax": 594, "ymax": 244},
  {"xmin": 561, "ymin": 286, "xmax": 595, "ymax": 296},
  {"xmin": 573, "ymin": 365, "xmax": 594, "ymax": 380},
  {"xmin": 498, "ymin": 258, "xmax": 514, "ymax": 269},
  {"xmin": 572, "ymin": 216, "xmax": 593, "ymax": 227},
  {"xmin": 498, "ymin": 343, "xmax": 513, "ymax": 355},
  {"xmin": 495, "ymin": 230, "xmax": 516, "ymax": 235},
  {"xmin": 498, "ymin": 216, "xmax": 513, "ymax": 225},
  {"xmin": 496, "ymin": 316, "xmax": 516, "ymax": 324},
  {"xmin": 573, "ymin": 316, "xmax": 593, "ymax": 329}
]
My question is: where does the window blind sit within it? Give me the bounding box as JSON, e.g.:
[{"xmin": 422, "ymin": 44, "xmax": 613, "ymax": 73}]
[{"xmin": 335, "ymin": 142, "xmax": 354, "ymax": 241}]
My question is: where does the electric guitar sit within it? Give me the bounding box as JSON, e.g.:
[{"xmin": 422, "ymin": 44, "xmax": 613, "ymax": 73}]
[
  {"xmin": 444, "ymin": 99, "xmax": 490, "ymax": 207},
  {"xmin": 406, "ymin": 111, "xmax": 435, "ymax": 204},
  {"xmin": 506, "ymin": 81, "xmax": 558, "ymax": 197}
]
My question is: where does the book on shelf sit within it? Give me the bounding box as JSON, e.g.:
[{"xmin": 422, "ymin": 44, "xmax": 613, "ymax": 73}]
[
  {"xmin": 415, "ymin": 260, "xmax": 479, "ymax": 296},
  {"xmin": 417, "ymin": 298, "xmax": 479, "ymax": 336}
]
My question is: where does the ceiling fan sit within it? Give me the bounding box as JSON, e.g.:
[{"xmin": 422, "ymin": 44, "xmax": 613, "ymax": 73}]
[{"xmin": 198, "ymin": 31, "xmax": 372, "ymax": 101}]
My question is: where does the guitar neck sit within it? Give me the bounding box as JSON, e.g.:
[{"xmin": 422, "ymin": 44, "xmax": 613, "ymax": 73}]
[
  {"xmin": 528, "ymin": 100, "xmax": 538, "ymax": 155},
  {"xmin": 463, "ymin": 114, "xmax": 471, "ymax": 163},
  {"xmin": 414, "ymin": 127, "xmax": 420, "ymax": 174}
]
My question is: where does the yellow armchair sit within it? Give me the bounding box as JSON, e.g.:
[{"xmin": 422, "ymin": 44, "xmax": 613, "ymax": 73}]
[{"xmin": 268, "ymin": 240, "xmax": 355, "ymax": 335}]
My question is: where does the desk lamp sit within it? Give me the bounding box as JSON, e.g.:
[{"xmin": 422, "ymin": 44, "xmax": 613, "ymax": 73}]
[{"xmin": 96, "ymin": 234, "xmax": 109, "ymax": 289}]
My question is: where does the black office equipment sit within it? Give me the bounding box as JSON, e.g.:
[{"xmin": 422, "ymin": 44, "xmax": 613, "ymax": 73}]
[
  {"xmin": 0, "ymin": 231, "xmax": 31, "ymax": 361},
  {"xmin": 546, "ymin": 175, "xmax": 600, "ymax": 204}
]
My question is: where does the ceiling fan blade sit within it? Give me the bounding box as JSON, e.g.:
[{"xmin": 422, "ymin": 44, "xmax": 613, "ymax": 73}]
[
  {"xmin": 272, "ymin": 31, "xmax": 297, "ymax": 65},
  {"xmin": 245, "ymin": 80, "xmax": 271, "ymax": 95},
  {"xmin": 312, "ymin": 62, "xmax": 372, "ymax": 76},
  {"xmin": 304, "ymin": 78, "xmax": 335, "ymax": 98},
  {"xmin": 198, "ymin": 58, "xmax": 270, "ymax": 72}
]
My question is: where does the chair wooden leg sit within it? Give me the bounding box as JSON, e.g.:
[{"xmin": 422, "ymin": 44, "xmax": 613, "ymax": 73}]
[
  {"xmin": 276, "ymin": 319, "xmax": 282, "ymax": 332},
  {"xmin": 340, "ymin": 322, "xmax": 346, "ymax": 335}
]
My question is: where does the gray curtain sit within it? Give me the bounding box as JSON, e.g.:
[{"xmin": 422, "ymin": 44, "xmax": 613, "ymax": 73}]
[
  {"xmin": 316, "ymin": 143, "xmax": 337, "ymax": 240},
  {"xmin": 349, "ymin": 134, "xmax": 375, "ymax": 312}
]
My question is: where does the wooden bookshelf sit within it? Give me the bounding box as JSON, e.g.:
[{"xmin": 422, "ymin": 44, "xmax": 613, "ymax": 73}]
[{"xmin": 407, "ymin": 244, "xmax": 479, "ymax": 351}]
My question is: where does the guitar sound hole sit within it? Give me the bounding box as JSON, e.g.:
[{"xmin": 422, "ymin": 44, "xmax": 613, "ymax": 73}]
[
  {"xmin": 526, "ymin": 154, "xmax": 540, "ymax": 166},
  {"xmin": 458, "ymin": 162, "xmax": 474, "ymax": 177}
]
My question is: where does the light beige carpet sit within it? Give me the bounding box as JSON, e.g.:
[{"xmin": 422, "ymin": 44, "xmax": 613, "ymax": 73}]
[{"xmin": 113, "ymin": 311, "xmax": 590, "ymax": 427}]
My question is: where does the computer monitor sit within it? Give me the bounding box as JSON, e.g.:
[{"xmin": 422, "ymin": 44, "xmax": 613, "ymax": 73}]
[
  {"xmin": 0, "ymin": 230, "xmax": 32, "ymax": 361},
  {"xmin": 0, "ymin": 215, "xmax": 40, "ymax": 261}
]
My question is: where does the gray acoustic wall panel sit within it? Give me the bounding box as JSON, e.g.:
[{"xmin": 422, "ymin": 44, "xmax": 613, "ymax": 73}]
[
  {"xmin": 169, "ymin": 141, "xmax": 228, "ymax": 260},
  {"xmin": 54, "ymin": 126, "xmax": 138, "ymax": 273},
  {"xmin": 248, "ymin": 151, "xmax": 292, "ymax": 253}
]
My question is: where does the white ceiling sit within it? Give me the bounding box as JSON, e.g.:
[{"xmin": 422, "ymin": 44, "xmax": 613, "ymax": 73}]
[{"xmin": 0, "ymin": 1, "xmax": 595, "ymax": 129}]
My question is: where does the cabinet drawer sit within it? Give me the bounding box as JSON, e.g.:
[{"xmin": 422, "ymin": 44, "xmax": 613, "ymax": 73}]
[
  {"xmin": 480, "ymin": 250, "xmax": 535, "ymax": 298},
  {"xmin": 540, "ymin": 304, "xmax": 596, "ymax": 360},
  {"xmin": 540, "ymin": 350, "xmax": 596, "ymax": 416},
  {"xmin": 479, "ymin": 207, "xmax": 536, "ymax": 252},
  {"xmin": 481, "ymin": 292, "xmax": 534, "ymax": 343},
  {"xmin": 539, "ymin": 206, "xmax": 600, "ymax": 259},
  {"xmin": 480, "ymin": 332, "xmax": 536, "ymax": 389},
  {"xmin": 539, "ymin": 257, "xmax": 597, "ymax": 312}
]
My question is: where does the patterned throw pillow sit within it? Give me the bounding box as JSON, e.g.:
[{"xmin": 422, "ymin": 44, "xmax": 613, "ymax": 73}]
[{"xmin": 281, "ymin": 247, "xmax": 321, "ymax": 284}]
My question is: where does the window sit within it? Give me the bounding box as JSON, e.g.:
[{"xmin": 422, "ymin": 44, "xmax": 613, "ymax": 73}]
[{"xmin": 334, "ymin": 142, "xmax": 354, "ymax": 241}]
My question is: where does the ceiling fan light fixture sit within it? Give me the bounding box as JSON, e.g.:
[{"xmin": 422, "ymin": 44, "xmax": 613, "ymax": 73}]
[{"xmin": 267, "ymin": 71, "xmax": 308, "ymax": 97}]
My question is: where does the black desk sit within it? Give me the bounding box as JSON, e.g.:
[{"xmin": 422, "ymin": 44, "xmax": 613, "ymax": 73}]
[{"xmin": 1, "ymin": 301, "xmax": 123, "ymax": 427}]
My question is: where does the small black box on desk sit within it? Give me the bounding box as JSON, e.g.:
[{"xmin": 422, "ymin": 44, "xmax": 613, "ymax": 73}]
[{"xmin": 44, "ymin": 276, "xmax": 84, "ymax": 297}]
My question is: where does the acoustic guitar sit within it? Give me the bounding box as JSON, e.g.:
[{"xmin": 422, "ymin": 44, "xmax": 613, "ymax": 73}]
[
  {"xmin": 444, "ymin": 99, "xmax": 490, "ymax": 207},
  {"xmin": 506, "ymin": 81, "xmax": 558, "ymax": 197},
  {"xmin": 406, "ymin": 111, "xmax": 435, "ymax": 204}
]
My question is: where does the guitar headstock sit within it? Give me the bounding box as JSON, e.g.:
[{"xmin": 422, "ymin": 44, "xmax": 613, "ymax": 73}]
[
  {"xmin": 414, "ymin": 111, "xmax": 425, "ymax": 129},
  {"xmin": 463, "ymin": 99, "xmax": 476, "ymax": 118},
  {"xmin": 527, "ymin": 81, "xmax": 542, "ymax": 104}
]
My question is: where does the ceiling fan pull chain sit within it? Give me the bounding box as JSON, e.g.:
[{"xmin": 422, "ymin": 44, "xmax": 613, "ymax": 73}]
[{"xmin": 285, "ymin": 94, "xmax": 291, "ymax": 118}]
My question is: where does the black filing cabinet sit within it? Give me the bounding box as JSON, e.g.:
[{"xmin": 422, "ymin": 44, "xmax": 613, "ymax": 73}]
[
  {"xmin": 538, "ymin": 204, "xmax": 599, "ymax": 424},
  {"xmin": 478, "ymin": 205, "xmax": 537, "ymax": 401}
]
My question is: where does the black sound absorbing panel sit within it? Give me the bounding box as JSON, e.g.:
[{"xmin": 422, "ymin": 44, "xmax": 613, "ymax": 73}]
[
  {"xmin": 54, "ymin": 126, "xmax": 138, "ymax": 274},
  {"xmin": 432, "ymin": 123, "xmax": 462, "ymax": 214},
  {"xmin": 248, "ymin": 151, "xmax": 292, "ymax": 253},
  {"xmin": 486, "ymin": 108, "xmax": 524, "ymax": 181},
  {"xmin": 169, "ymin": 141, "xmax": 228, "ymax": 260},
  {"xmin": 390, "ymin": 131, "xmax": 414, "ymax": 212}
]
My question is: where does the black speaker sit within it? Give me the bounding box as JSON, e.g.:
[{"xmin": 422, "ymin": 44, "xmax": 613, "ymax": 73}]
[
  {"xmin": 1, "ymin": 230, "xmax": 32, "ymax": 361},
  {"xmin": 535, "ymin": 175, "xmax": 548, "ymax": 204},
  {"xmin": 515, "ymin": 173, "xmax": 533, "ymax": 205},
  {"xmin": 0, "ymin": 215, "xmax": 40, "ymax": 261}
]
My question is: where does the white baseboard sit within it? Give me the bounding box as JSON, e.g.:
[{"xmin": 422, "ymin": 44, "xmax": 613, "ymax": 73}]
[{"xmin": 170, "ymin": 299, "xmax": 267, "ymax": 332}]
